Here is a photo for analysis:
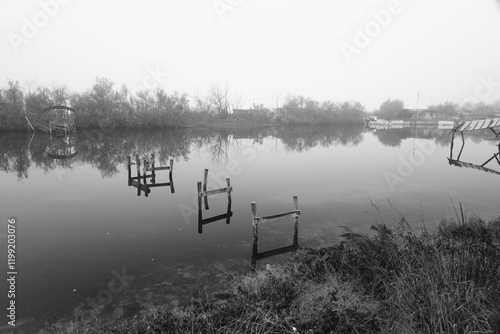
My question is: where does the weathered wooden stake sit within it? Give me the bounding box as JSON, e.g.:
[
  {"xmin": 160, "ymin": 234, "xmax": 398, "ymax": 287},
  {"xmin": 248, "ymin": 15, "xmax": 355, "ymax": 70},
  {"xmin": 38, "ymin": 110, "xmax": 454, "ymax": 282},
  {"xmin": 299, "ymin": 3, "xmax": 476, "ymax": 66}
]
[
  {"xmin": 250, "ymin": 196, "xmax": 300, "ymax": 271},
  {"xmin": 135, "ymin": 154, "xmax": 140, "ymax": 175},
  {"xmin": 169, "ymin": 173, "xmax": 175, "ymax": 193},
  {"xmin": 251, "ymin": 202, "xmax": 258, "ymax": 240},
  {"xmin": 251, "ymin": 235, "xmax": 258, "ymax": 270},
  {"xmin": 197, "ymin": 181, "xmax": 203, "ymax": 233},
  {"xmin": 227, "ymin": 178, "xmax": 232, "ymax": 203},
  {"xmin": 127, "ymin": 156, "xmax": 132, "ymax": 186},
  {"xmin": 293, "ymin": 196, "xmax": 299, "ymax": 245},
  {"xmin": 203, "ymin": 169, "xmax": 209, "ymax": 210},
  {"xmin": 135, "ymin": 155, "xmax": 141, "ymax": 196},
  {"xmin": 226, "ymin": 178, "xmax": 232, "ymax": 225}
]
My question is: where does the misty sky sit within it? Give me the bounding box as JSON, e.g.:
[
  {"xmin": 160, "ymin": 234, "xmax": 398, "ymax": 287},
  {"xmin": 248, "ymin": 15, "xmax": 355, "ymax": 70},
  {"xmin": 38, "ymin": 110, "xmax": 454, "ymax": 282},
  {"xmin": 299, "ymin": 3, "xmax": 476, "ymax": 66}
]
[{"xmin": 1, "ymin": 0, "xmax": 500, "ymax": 111}]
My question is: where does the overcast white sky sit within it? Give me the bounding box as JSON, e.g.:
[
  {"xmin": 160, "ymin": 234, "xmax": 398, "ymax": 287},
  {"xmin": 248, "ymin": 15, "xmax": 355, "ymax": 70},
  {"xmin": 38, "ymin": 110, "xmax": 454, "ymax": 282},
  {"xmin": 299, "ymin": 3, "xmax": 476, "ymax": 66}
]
[{"xmin": 1, "ymin": 0, "xmax": 500, "ymax": 111}]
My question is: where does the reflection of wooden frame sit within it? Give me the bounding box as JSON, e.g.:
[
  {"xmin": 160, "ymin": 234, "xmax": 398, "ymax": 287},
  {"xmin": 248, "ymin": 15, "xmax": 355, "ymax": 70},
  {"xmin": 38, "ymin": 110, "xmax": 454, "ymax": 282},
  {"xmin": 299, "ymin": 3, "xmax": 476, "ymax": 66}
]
[
  {"xmin": 46, "ymin": 133, "xmax": 78, "ymax": 160},
  {"xmin": 197, "ymin": 169, "xmax": 232, "ymax": 234},
  {"xmin": 250, "ymin": 196, "xmax": 299, "ymax": 270},
  {"xmin": 127, "ymin": 154, "xmax": 175, "ymax": 197},
  {"xmin": 449, "ymin": 128, "xmax": 500, "ymax": 175}
]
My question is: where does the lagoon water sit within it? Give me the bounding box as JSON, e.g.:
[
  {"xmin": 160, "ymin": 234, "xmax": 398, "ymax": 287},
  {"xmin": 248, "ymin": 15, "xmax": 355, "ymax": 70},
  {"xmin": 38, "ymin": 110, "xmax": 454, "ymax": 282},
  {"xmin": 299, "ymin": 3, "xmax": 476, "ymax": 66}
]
[{"xmin": 1, "ymin": 125, "xmax": 499, "ymax": 332}]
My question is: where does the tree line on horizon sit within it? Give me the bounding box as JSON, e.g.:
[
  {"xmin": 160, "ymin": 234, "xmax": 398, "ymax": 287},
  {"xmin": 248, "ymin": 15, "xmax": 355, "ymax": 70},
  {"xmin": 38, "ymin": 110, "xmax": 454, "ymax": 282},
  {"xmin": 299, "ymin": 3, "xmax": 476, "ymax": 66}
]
[
  {"xmin": 0, "ymin": 78, "xmax": 371, "ymax": 131},
  {"xmin": 373, "ymin": 98, "xmax": 500, "ymax": 121},
  {"xmin": 7, "ymin": 77, "xmax": 497, "ymax": 131}
]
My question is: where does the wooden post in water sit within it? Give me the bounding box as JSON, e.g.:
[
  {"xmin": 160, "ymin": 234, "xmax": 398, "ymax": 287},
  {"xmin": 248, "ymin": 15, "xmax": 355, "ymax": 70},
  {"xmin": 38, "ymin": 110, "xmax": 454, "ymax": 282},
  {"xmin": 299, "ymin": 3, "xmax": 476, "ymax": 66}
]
[
  {"xmin": 169, "ymin": 159, "xmax": 174, "ymax": 193},
  {"xmin": 141, "ymin": 157, "xmax": 149, "ymax": 197},
  {"xmin": 293, "ymin": 196, "xmax": 299, "ymax": 245},
  {"xmin": 197, "ymin": 181, "xmax": 203, "ymax": 234},
  {"xmin": 251, "ymin": 201, "xmax": 258, "ymax": 271},
  {"xmin": 457, "ymin": 132, "xmax": 465, "ymax": 161},
  {"xmin": 250, "ymin": 196, "xmax": 299, "ymax": 270},
  {"xmin": 251, "ymin": 202, "xmax": 258, "ymax": 240},
  {"xmin": 143, "ymin": 158, "xmax": 148, "ymax": 175},
  {"xmin": 449, "ymin": 132, "xmax": 455, "ymax": 160},
  {"xmin": 150, "ymin": 154, "xmax": 156, "ymax": 184},
  {"xmin": 135, "ymin": 154, "xmax": 141, "ymax": 196},
  {"xmin": 127, "ymin": 156, "xmax": 132, "ymax": 186},
  {"xmin": 226, "ymin": 178, "xmax": 232, "ymax": 224},
  {"xmin": 203, "ymin": 169, "xmax": 209, "ymax": 210}
]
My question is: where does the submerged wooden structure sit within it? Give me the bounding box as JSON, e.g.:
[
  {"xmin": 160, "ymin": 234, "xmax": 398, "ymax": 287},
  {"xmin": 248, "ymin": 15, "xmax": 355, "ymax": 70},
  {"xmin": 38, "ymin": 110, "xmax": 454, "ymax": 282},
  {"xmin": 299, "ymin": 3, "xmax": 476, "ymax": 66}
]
[
  {"xmin": 36, "ymin": 106, "xmax": 76, "ymax": 134},
  {"xmin": 197, "ymin": 169, "xmax": 233, "ymax": 234},
  {"xmin": 127, "ymin": 154, "xmax": 174, "ymax": 196},
  {"xmin": 46, "ymin": 133, "xmax": 78, "ymax": 159},
  {"xmin": 251, "ymin": 196, "xmax": 300, "ymax": 270},
  {"xmin": 449, "ymin": 117, "xmax": 500, "ymax": 175}
]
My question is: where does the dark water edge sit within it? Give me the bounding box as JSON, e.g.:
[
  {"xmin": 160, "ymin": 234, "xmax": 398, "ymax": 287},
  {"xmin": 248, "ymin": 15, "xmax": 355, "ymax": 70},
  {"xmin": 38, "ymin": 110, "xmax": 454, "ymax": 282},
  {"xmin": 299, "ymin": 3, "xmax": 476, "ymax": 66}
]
[{"xmin": 25, "ymin": 217, "xmax": 500, "ymax": 334}]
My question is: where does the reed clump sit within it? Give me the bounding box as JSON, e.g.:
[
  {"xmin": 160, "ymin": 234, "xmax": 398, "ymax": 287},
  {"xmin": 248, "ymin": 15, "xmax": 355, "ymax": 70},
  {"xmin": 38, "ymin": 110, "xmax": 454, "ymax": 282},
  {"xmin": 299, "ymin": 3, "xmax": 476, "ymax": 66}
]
[{"xmin": 40, "ymin": 216, "xmax": 500, "ymax": 334}]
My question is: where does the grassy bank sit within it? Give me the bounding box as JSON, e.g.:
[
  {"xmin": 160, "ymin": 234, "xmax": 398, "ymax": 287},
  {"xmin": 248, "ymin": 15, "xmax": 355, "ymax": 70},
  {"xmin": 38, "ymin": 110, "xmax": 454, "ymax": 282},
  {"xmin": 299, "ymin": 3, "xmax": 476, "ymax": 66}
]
[{"xmin": 40, "ymin": 217, "xmax": 500, "ymax": 334}]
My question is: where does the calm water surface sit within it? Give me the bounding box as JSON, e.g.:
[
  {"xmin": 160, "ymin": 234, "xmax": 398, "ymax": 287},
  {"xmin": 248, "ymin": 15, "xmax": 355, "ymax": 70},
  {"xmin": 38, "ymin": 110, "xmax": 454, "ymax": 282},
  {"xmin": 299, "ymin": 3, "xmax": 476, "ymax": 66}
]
[{"xmin": 1, "ymin": 125, "xmax": 499, "ymax": 332}]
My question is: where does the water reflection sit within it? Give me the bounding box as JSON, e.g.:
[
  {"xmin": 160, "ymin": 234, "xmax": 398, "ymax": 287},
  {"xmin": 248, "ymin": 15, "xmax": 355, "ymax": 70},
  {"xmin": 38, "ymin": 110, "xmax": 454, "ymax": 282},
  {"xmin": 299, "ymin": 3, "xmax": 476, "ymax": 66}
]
[
  {"xmin": 448, "ymin": 130, "xmax": 500, "ymax": 175},
  {"xmin": 251, "ymin": 196, "xmax": 300, "ymax": 270},
  {"xmin": 369, "ymin": 127, "xmax": 452, "ymax": 147},
  {"xmin": 46, "ymin": 133, "xmax": 78, "ymax": 160},
  {"xmin": 4, "ymin": 125, "xmax": 500, "ymax": 333},
  {"xmin": 276, "ymin": 125, "xmax": 364, "ymax": 151},
  {"xmin": 3, "ymin": 125, "xmax": 500, "ymax": 180},
  {"xmin": 197, "ymin": 169, "xmax": 233, "ymax": 234}
]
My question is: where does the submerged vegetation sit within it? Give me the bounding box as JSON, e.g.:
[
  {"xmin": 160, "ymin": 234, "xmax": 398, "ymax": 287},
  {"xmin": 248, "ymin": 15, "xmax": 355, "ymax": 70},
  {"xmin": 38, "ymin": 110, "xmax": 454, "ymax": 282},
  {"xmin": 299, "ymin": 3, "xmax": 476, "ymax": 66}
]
[{"xmin": 40, "ymin": 216, "xmax": 500, "ymax": 334}]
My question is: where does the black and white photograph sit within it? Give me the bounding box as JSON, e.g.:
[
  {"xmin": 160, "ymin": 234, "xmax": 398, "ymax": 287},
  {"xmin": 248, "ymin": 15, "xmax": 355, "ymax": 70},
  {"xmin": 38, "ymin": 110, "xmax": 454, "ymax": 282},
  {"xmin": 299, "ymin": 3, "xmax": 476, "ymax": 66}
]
[{"xmin": 1, "ymin": 1, "xmax": 500, "ymax": 333}]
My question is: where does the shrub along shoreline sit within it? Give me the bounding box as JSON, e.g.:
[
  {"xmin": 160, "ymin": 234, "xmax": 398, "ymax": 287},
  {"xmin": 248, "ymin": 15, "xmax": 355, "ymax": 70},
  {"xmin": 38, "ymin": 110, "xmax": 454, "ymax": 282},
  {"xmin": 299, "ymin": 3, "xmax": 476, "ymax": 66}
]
[
  {"xmin": 0, "ymin": 78, "xmax": 366, "ymax": 132},
  {"xmin": 39, "ymin": 216, "xmax": 500, "ymax": 334}
]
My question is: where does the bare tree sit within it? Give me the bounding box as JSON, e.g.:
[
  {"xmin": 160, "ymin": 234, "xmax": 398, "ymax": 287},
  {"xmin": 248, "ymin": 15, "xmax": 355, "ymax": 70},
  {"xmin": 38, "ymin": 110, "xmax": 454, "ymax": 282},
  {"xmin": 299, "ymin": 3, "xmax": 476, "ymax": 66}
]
[
  {"xmin": 233, "ymin": 92, "xmax": 243, "ymax": 110},
  {"xmin": 192, "ymin": 89, "xmax": 212, "ymax": 113},
  {"xmin": 271, "ymin": 92, "xmax": 281, "ymax": 110},
  {"xmin": 208, "ymin": 82, "xmax": 229, "ymax": 115},
  {"xmin": 51, "ymin": 84, "xmax": 69, "ymax": 105},
  {"xmin": 23, "ymin": 77, "xmax": 38, "ymax": 95}
]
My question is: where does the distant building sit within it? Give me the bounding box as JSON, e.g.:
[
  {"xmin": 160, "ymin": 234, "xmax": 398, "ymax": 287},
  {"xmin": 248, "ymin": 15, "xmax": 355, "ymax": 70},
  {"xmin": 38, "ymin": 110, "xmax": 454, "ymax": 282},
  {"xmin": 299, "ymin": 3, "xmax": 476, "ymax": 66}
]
[
  {"xmin": 404, "ymin": 108, "xmax": 454, "ymax": 120},
  {"xmin": 402, "ymin": 109, "xmax": 432, "ymax": 119},
  {"xmin": 232, "ymin": 108, "xmax": 272, "ymax": 118},
  {"xmin": 455, "ymin": 108, "xmax": 472, "ymax": 119},
  {"xmin": 232, "ymin": 109, "xmax": 250, "ymax": 117}
]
